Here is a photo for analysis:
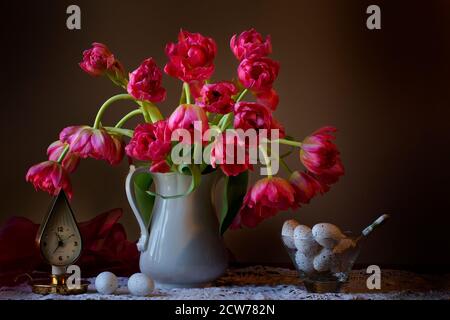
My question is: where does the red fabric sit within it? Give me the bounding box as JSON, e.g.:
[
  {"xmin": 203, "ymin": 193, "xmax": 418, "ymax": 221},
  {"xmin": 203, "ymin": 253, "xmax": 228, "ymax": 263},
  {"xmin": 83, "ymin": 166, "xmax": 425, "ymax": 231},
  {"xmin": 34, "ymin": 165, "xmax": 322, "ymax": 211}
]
[{"xmin": 0, "ymin": 208, "xmax": 139, "ymax": 286}]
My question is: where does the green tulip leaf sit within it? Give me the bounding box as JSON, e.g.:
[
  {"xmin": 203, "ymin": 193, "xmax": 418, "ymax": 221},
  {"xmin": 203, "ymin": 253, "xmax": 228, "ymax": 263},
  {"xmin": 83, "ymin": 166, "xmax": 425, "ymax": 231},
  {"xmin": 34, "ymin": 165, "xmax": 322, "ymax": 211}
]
[
  {"xmin": 219, "ymin": 171, "xmax": 249, "ymax": 235},
  {"xmin": 133, "ymin": 171, "xmax": 155, "ymax": 227}
]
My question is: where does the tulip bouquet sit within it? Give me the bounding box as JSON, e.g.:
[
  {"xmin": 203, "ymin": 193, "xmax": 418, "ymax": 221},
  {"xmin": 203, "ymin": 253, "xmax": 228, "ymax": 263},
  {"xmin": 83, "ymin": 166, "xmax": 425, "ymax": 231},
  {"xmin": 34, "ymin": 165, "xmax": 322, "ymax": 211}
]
[{"xmin": 26, "ymin": 29, "xmax": 344, "ymax": 233}]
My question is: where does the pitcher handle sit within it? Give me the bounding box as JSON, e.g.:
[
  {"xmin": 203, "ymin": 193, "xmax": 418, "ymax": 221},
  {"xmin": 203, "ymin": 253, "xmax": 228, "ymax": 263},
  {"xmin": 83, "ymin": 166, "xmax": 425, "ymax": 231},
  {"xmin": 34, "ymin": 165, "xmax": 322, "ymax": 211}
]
[{"xmin": 125, "ymin": 165, "xmax": 151, "ymax": 252}]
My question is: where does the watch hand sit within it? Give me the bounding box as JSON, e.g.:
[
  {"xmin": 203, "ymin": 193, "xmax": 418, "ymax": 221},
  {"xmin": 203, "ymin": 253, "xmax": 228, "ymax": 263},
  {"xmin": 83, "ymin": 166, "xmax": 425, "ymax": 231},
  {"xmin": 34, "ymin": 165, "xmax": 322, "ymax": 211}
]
[
  {"xmin": 53, "ymin": 232, "xmax": 65, "ymax": 253},
  {"xmin": 53, "ymin": 243, "xmax": 60, "ymax": 254},
  {"xmin": 62, "ymin": 234, "xmax": 75, "ymax": 241},
  {"xmin": 55, "ymin": 232, "xmax": 63, "ymax": 241}
]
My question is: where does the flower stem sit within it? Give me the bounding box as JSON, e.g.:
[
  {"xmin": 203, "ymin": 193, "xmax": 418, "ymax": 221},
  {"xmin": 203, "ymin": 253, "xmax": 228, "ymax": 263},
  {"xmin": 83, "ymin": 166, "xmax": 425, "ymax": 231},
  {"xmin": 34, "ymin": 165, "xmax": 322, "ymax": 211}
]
[
  {"xmin": 183, "ymin": 82, "xmax": 192, "ymax": 104},
  {"xmin": 275, "ymin": 138, "xmax": 303, "ymax": 148},
  {"xmin": 235, "ymin": 89, "xmax": 248, "ymax": 103},
  {"xmin": 57, "ymin": 145, "xmax": 70, "ymax": 164},
  {"xmin": 179, "ymin": 84, "xmax": 187, "ymax": 104},
  {"xmin": 280, "ymin": 158, "xmax": 293, "ymax": 174},
  {"xmin": 259, "ymin": 144, "xmax": 272, "ymax": 178},
  {"xmin": 135, "ymin": 101, "xmax": 164, "ymax": 123},
  {"xmin": 218, "ymin": 113, "xmax": 233, "ymax": 131},
  {"xmin": 93, "ymin": 94, "xmax": 136, "ymax": 129},
  {"xmin": 104, "ymin": 127, "xmax": 134, "ymax": 138},
  {"xmin": 211, "ymin": 114, "xmax": 223, "ymax": 126},
  {"xmin": 115, "ymin": 109, "xmax": 144, "ymax": 128}
]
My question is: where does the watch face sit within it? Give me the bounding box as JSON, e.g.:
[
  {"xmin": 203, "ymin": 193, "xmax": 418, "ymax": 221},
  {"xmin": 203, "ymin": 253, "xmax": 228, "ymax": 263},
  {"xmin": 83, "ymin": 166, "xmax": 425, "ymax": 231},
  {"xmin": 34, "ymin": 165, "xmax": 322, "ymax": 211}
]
[
  {"xmin": 38, "ymin": 191, "xmax": 82, "ymax": 267},
  {"xmin": 41, "ymin": 225, "xmax": 82, "ymax": 266}
]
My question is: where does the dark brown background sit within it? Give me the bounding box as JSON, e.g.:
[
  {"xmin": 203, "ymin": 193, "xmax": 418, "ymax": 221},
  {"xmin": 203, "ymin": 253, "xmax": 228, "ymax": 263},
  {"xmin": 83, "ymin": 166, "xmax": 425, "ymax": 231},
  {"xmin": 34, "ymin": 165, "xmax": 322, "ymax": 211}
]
[{"xmin": 1, "ymin": 0, "xmax": 449, "ymax": 268}]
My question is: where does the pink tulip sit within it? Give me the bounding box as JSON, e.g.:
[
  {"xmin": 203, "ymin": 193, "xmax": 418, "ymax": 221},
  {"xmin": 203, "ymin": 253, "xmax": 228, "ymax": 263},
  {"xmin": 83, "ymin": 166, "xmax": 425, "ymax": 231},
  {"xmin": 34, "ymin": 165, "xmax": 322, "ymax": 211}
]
[
  {"xmin": 230, "ymin": 28, "xmax": 272, "ymax": 60},
  {"xmin": 26, "ymin": 161, "xmax": 72, "ymax": 199},
  {"xmin": 164, "ymin": 30, "xmax": 217, "ymax": 82},
  {"xmin": 233, "ymin": 177, "xmax": 296, "ymax": 228},
  {"xmin": 233, "ymin": 102, "xmax": 285, "ymax": 138},
  {"xmin": 314, "ymin": 159, "xmax": 345, "ymax": 186},
  {"xmin": 256, "ymin": 89, "xmax": 279, "ymax": 111},
  {"xmin": 188, "ymin": 80, "xmax": 205, "ymax": 100},
  {"xmin": 109, "ymin": 134, "xmax": 125, "ymax": 166},
  {"xmin": 168, "ymin": 104, "xmax": 209, "ymax": 143},
  {"xmin": 234, "ymin": 102, "xmax": 272, "ymax": 131},
  {"xmin": 237, "ymin": 57, "xmax": 279, "ymax": 93},
  {"xmin": 47, "ymin": 141, "xmax": 80, "ymax": 173},
  {"xmin": 125, "ymin": 121, "xmax": 172, "ymax": 162},
  {"xmin": 300, "ymin": 127, "xmax": 343, "ymax": 178},
  {"xmin": 59, "ymin": 126, "xmax": 123, "ymax": 165},
  {"xmin": 197, "ymin": 81, "xmax": 238, "ymax": 114},
  {"xmin": 289, "ymin": 171, "xmax": 324, "ymax": 206},
  {"xmin": 79, "ymin": 43, "xmax": 124, "ymax": 80},
  {"xmin": 210, "ymin": 133, "xmax": 253, "ymax": 176},
  {"xmin": 232, "ymin": 204, "xmax": 278, "ymax": 229},
  {"xmin": 127, "ymin": 58, "xmax": 166, "ymax": 103}
]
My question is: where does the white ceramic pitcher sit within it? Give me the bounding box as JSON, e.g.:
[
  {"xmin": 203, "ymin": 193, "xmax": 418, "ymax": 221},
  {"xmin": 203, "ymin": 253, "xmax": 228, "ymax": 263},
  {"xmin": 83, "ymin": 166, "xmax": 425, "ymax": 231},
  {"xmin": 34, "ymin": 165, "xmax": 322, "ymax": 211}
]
[{"xmin": 125, "ymin": 166, "xmax": 228, "ymax": 288}]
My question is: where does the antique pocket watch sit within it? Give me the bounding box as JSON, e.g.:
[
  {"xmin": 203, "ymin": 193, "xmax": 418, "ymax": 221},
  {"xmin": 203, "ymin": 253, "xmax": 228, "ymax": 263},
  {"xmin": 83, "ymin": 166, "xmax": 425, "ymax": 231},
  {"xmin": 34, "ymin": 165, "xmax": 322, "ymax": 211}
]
[{"xmin": 32, "ymin": 191, "xmax": 89, "ymax": 294}]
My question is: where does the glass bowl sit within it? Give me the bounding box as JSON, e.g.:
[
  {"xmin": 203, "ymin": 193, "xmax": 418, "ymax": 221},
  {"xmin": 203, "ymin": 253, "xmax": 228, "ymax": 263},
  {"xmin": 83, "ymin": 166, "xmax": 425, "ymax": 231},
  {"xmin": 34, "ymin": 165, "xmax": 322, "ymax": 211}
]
[{"xmin": 282, "ymin": 232, "xmax": 361, "ymax": 293}]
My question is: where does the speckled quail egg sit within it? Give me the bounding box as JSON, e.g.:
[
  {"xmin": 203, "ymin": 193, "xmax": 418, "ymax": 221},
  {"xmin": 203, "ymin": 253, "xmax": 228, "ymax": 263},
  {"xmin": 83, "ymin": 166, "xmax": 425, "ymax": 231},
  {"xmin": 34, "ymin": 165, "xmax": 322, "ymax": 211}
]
[
  {"xmin": 281, "ymin": 219, "xmax": 299, "ymax": 249},
  {"xmin": 95, "ymin": 271, "xmax": 118, "ymax": 295},
  {"xmin": 127, "ymin": 273, "xmax": 154, "ymax": 296},
  {"xmin": 282, "ymin": 219, "xmax": 300, "ymax": 237},
  {"xmin": 312, "ymin": 223, "xmax": 345, "ymax": 248},
  {"xmin": 295, "ymin": 251, "xmax": 315, "ymax": 275},
  {"xmin": 293, "ymin": 225, "xmax": 321, "ymax": 256},
  {"xmin": 313, "ymin": 248, "xmax": 338, "ymax": 272}
]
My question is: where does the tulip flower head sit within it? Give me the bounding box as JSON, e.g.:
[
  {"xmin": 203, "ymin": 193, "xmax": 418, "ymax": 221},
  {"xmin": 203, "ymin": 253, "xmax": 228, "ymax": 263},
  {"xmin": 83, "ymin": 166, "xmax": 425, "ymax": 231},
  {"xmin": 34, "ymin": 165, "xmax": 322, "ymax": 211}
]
[
  {"xmin": 25, "ymin": 161, "xmax": 72, "ymax": 199},
  {"xmin": 164, "ymin": 30, "xmax": 217, "ymax": 82},
  {"xmin": 127, "ymin": 58, "xmax": 166, "ymax": 103}
]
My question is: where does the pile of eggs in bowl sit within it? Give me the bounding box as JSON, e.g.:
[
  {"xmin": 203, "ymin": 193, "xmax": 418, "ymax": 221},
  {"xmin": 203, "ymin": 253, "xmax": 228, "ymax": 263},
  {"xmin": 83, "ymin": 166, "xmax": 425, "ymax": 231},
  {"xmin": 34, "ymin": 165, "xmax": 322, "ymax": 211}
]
[{"xmin": 282, "ymin": 220, "xmax": 360, "ymax": 278}]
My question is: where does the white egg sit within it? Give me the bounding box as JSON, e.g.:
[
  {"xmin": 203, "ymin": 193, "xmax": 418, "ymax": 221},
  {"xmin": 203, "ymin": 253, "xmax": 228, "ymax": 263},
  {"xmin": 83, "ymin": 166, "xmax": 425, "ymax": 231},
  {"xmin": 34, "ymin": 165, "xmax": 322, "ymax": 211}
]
[
  {"xmin": 281, "ymin": 219, "xmax": 299, "ymax": 249},
  {"xmin": 295, "ymin": 238, "xmax": 322, "ymax": 256},
  {"xmin": 293, "ymin": 225, "xmax": 321, "ymax": 256},
  {"xmin": 295, "ymin": 251, "xmax": 315, "ymax": 274},
  {"xmin": 293, "ymin": 225, "xmax": 311, "ymax": 239},
  {"xmin": 95, "ymin": 271, "xmax": 118, "ymax": 295},
  {"xmin": 312, "ymin": 223, "xmax": 345, "ymax": 248},
  {"xmin": 313, "ymin": 248, "xmax": 337, "ymax": 272},
  {"xmin": 282, "ymin": 236, "xmax": 296, "ymax": 249},
  {"xmin": 281, "ymin": 219, "xmax": 299, "ymax": 237},
  {"xmin": 127, "ymin": 273, "xmax": 155, "ymax": 296}
]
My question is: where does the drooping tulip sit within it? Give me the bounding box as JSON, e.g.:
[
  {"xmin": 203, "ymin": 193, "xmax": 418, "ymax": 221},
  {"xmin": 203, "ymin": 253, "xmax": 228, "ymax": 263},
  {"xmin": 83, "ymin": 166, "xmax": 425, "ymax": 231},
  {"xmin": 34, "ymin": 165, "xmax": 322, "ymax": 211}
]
[
  {"xmin": 289, "ymin": 170, "xmax": 324, "ymax": 206},
  {"xmin": 300, "ymin": 127, "xmax": 340, "ymax": 173},
  {"xmin": 47, "ymin": 141, "xmax": 80, "ymax": 173},
  {"xmin": 233, "ymin": 177, "xmax": 296, "ymax": 228},
  {"xmin": 25, "ymin": 161, "xmax": 72, "ymax": 199},
  {"xmin": 59, "ymin": 126, "xmax": 123, "ymax": 165}
]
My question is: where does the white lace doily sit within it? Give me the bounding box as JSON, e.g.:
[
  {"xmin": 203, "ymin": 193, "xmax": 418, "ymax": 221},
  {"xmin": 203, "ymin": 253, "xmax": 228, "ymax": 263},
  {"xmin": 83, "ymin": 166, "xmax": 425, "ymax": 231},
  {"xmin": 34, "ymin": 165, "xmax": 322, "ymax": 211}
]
[{"xmin": 1, "ymin": 266, "xmax": 449, "ymax": 300}]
